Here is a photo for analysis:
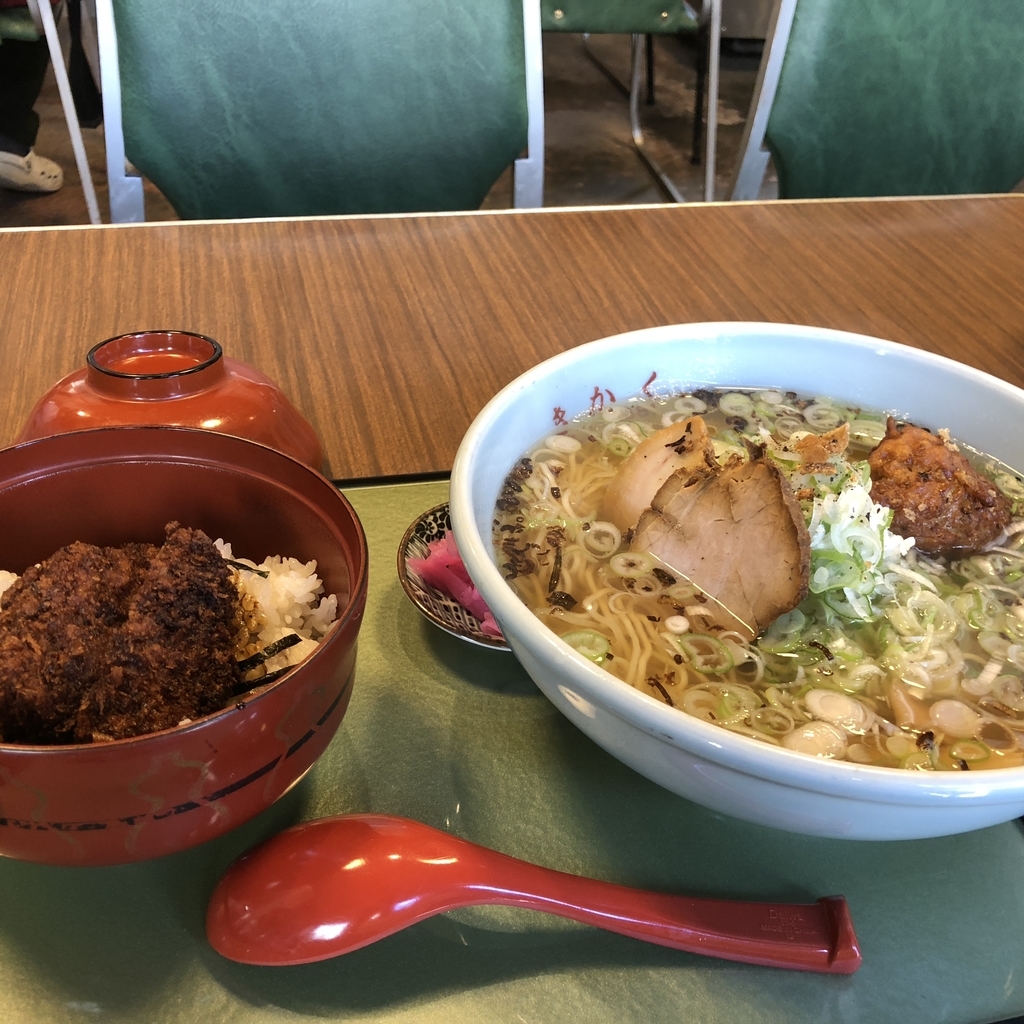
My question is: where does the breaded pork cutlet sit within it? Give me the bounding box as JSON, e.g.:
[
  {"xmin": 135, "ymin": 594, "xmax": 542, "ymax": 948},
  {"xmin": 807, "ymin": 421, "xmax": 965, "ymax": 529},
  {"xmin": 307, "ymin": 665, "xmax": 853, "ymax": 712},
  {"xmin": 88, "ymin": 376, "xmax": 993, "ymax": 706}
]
[{"xmin": 0, "ymin": 524, "xmax": 243, "ymax": 744}]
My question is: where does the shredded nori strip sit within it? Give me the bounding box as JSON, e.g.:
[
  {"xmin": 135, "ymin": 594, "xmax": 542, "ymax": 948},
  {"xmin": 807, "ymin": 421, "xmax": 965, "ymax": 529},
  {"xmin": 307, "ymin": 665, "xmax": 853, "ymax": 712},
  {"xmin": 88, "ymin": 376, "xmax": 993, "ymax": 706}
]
[
  {"xmin": 667, "ymin": 420, "xmax": 694, "ymax": 454},
  {"xmin": 651, "ymin": 567, "xmax": 676, "ymax": 586},
  {"xmin": 231, "ymin": 664, "xmax": 294, "ymax": 697},
  {"xmin": 548, "ymin": 591, "xmax": 577, "ymax": 610},
  {"xmin": 224, "ymin": 559, "xmax": 270, "ymax": 579},
  {"xmin": 809, "ymin": 639, "xmax": 834, "ymax": 661},
  {"xmin": 649, "ymin": 678, "xmax": 674, "ymax": 706},
  {"xmin": 500, "ymin": 536, "xmax": 539, "ymax": 581},
  {"xmin": 495, "ymin": 458, "xmax": 533, "ymax": 513},
  {"xmin": 235, "ymin": 632, "xmax": 302, "ymax": 672},
  {"xmin": 548, "ymin": 543, "xmax": 563, "ymax": 594}
]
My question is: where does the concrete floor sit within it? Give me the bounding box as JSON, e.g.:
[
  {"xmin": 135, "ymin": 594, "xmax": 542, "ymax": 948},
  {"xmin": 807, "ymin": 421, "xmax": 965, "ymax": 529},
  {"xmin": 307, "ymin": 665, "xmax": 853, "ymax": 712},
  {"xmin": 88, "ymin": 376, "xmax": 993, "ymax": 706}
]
[{"xmin": 0, "ymin": 31, "xmax": 769, "ymax": 228}]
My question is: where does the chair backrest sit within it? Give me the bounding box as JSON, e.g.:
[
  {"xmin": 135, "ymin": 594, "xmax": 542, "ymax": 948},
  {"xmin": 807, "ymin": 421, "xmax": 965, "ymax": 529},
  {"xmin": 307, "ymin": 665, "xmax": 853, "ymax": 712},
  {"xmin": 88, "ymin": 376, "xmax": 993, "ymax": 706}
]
[
  {"xmin": 100, "ymin": 0, "xmax": 542, "ymax": 220},
  {"xmin": 730, "ymin": 0, "xmax": 1024, "ymax": 200},
  {"xmin": 540, "ymin": 0, "xmax": 698, "ymax": 34}
]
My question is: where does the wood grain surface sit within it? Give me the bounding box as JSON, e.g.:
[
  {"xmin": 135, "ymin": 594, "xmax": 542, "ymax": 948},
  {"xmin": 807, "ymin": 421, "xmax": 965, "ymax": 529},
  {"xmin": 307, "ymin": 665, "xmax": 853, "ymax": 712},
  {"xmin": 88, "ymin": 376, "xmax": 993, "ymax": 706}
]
[{"xmin": 2, "ymin": 196, "xmax": 1023, "ymax": 480}]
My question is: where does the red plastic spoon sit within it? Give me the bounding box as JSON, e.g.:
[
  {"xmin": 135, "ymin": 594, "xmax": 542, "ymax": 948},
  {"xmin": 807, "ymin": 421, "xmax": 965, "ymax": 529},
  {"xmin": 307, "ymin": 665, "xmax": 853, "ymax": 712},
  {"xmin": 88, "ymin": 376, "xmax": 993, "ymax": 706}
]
[{"xmin": 206, "ymin": 813, "xmax": 861, "ymax": 973}]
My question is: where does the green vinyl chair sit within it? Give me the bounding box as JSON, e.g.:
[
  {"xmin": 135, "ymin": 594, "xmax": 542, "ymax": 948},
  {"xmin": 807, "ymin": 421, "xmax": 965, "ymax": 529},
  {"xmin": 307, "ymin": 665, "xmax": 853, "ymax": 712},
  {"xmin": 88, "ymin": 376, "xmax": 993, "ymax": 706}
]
[
  {"xmin": 540, "ymin": 0, "xmax": 721, "ymax": 202},
  {"xmin": 730, "ymin": 0, "xmax": 1024, "ymax": 200},
  {"xmin": 93, "ymin": 0, "xmax": 544, "ymax": 222}
]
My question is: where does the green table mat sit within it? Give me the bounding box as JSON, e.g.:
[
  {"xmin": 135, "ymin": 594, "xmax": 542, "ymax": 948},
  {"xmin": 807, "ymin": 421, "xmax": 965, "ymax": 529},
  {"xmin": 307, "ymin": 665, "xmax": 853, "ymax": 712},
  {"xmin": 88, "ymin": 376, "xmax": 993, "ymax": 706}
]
[{"xmin": 1, "ymin": 479, "xmax": 1022, "ymax": 1024}]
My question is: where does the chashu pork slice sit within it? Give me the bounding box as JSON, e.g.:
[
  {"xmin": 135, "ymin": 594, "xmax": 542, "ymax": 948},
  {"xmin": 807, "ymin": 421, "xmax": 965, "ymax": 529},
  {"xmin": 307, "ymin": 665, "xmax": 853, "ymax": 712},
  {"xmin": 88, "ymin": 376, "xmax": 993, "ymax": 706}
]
[
  {"xmin": 631, "ymin": 454, "xmax": 811, "ymax": 640},
  {"xmin": 601, "ymin": 415, "xmax": 719, "ymax": 533}
]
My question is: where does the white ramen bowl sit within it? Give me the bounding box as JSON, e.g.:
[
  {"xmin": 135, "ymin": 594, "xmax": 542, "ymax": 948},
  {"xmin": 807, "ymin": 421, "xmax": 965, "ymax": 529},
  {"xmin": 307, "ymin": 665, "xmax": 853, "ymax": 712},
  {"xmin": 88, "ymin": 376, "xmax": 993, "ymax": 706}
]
[{"xmin": 450, "ymin": 322, "xmax": 1024, "ymax": 841}]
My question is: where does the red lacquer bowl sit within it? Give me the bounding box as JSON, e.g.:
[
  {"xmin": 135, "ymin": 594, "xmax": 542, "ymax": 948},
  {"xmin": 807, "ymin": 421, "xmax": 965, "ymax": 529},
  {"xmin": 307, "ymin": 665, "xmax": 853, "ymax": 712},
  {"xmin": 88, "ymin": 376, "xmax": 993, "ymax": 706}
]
[
  {"xmin": 16, "ymin": 330, "xmax": 323, "ymax": 470},
  {"xmin": 0, "ymin": 426, "xmax": 367, "ymax": 866}
]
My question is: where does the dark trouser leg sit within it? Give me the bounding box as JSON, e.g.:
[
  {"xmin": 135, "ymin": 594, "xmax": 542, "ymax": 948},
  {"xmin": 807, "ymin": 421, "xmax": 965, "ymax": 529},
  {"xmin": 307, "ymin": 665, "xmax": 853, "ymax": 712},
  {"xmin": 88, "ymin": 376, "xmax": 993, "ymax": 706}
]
[{"xmin": 0, "ymin": 36, "xmax": 51, "ymax": 155}]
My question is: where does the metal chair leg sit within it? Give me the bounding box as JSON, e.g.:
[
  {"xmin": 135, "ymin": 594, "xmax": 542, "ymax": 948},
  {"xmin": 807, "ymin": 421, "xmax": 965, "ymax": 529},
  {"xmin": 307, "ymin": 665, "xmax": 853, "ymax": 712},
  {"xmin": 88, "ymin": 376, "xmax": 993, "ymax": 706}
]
[
  {"xmin": 703, "ymin": 0, "xmax": 721, "ymax": 202},
  {"xmin": 691, "ymin": 23, "xmax": 706, "ymax": 164},
  {"xmin": 728, "ymin": 0, "xmax": 797, "ymax": 201},
  {"xmin": 627, "ymin": 34, "xmax": 684, "ymax": 203},
  {"xmin": 579, "ymin": 33, "xmax": 683, "ymax": 202},
  {"xmin": 579, "ymin": 9, "xmax": 719, "ymax": 203},
  {"xmin": 513, "ymin": 0, "xmax": 545, "ymax": 207},
  {"xmin": 645, "ymin": 33, "xmax": 655, "ymax": 104},
  {"xmin": 26, "ymin": 0, "xmax": 101, "ymax": 223},
  {"xmin": 94, "ymin": 0, "xmax": 144, "ymax": 222}
]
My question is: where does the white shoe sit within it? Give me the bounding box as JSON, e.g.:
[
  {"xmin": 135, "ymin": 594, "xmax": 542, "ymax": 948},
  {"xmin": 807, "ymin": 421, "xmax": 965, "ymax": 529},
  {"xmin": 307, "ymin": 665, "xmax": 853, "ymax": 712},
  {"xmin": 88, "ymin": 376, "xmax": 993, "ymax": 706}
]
[{"xmin": 0, "ymin": 149, "xmax": 63, "ymax": 193}]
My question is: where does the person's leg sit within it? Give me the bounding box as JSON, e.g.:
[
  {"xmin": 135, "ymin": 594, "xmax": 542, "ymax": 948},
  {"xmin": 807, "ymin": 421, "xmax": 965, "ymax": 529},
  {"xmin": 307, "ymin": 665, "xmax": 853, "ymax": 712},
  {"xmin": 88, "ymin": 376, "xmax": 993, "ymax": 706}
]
[
  {"xmin": 0, "ymin": 36, "xmax": 50, "ymax": 155},
  {"xmin": 0, "ymin": 36, "xmax": 63, "ymax": 191}
]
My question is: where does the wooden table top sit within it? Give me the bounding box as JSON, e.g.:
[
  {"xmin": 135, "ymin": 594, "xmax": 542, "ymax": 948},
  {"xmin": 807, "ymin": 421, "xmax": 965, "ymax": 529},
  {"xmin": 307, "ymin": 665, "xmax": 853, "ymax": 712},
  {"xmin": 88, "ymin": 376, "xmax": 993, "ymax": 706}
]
[{"xmin": 3, "ymin": 195, "xmax": 1024, "ymax": 481}]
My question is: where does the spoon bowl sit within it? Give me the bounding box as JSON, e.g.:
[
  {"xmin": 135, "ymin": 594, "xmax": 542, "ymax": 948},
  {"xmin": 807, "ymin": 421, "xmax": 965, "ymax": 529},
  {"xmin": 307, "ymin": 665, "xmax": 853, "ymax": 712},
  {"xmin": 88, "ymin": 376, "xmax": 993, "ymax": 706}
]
[{"xmin": 206, "ymin": 813, "xmax": 861, "ymax": 972}]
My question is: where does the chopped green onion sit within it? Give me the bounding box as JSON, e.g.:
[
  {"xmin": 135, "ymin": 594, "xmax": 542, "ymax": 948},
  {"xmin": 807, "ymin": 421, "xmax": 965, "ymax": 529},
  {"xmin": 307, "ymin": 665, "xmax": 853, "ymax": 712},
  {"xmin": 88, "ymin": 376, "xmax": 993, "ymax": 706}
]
[
  {"xmin": 751, "ymin": 706, "xmax": 795, "ymax": 736},
  {"xmin": 848, "ymin": 418, "xmax": 886, "ymax": 444},
  {"xmin": 804, "ymin": 403, "xmax": 845, "ymax": 431},
  {"xmin": 782, "ymin": 721, "xmax": 847, "ymax": 758},
  {"xmin": 774, "ymin": 415, "xmax": 805, "ymax": 439},
  {"xmin": 627, "ymin": 573, "xmax": 664, "ymax": 597},
  {"xmin": 561, "ymin": 629, "xmax": 611, "ymax": 663},
  {"xmin": 719, "ymin": 392, "xmax": 756, "ymax": 417},
  {"xmin": 610, "ymin": 552, "xmax": 654, "ymax": 576},
  {"xmin": 823, "ymin": 587, "xmax": 874, "ymax": 621},
  {"xmin": 990, "ymin": 675, "xmax": 1024, "ymax": 711},
  {"xmin": 950, "ymin": 740, "xmax": 991, "ymax": 763},
  {"xmin": 711, "ymin": 439, "xmax": 746, "ymax": 462},
  {"xmin": 546, "ymin": 434, "xmax": 582, "ymax": 453},
  {"xmin": 994, "ymin": 472, "xmax": 1024, "ymax": 501},
  {"xmin": 900, "ymin": 751, "xmax": 934, "ymax": 771},
  {"xmin": 675, "ymin": 633, "xmax": 734, "ymax": 675},
  {"xmin": 601, "ymin": 405, "xmax": 629, "ymax": 422},
  {"xmin": 581, "ymin": 521, "xmax": 621, "ymax": 557},
  {"xmin": 809, "ymin": 551, "xmax": 861, "ymax": 594},
  {"xmin": 674, "ymin": 396, "xmax": 707, "ymax": 415}
]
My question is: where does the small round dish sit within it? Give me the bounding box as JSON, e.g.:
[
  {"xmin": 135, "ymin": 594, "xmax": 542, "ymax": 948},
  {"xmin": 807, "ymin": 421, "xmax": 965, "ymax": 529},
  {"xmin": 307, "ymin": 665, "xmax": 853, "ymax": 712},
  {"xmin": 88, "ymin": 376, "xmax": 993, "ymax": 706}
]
[{"xmin": 397, "ymin": 502, "xmax": 509, "ymax": 650}]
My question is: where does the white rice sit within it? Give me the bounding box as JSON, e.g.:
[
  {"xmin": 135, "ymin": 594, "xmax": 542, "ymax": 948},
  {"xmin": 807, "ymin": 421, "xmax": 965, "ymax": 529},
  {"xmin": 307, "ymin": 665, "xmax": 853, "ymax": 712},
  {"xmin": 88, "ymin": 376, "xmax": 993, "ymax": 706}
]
[{"xmin": 214, "ymin": 539, "xmax": 338, "ymax": 672}]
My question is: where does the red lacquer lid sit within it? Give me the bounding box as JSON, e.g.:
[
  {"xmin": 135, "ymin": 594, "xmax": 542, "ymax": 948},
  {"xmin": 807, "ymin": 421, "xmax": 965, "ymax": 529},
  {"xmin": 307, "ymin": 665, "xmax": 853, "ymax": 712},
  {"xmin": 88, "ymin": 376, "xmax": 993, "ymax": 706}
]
[{"xmin": 17, "ymin": 330, "xmax": 324, "ymax": 470}]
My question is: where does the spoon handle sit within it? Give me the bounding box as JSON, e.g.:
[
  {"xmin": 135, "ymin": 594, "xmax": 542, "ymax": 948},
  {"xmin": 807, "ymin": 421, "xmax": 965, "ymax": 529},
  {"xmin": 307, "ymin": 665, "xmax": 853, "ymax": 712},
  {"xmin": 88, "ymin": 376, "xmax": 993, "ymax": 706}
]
[{"xmin": 468, "ymin": 848, "xmax": 860, "ymax": 974}]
